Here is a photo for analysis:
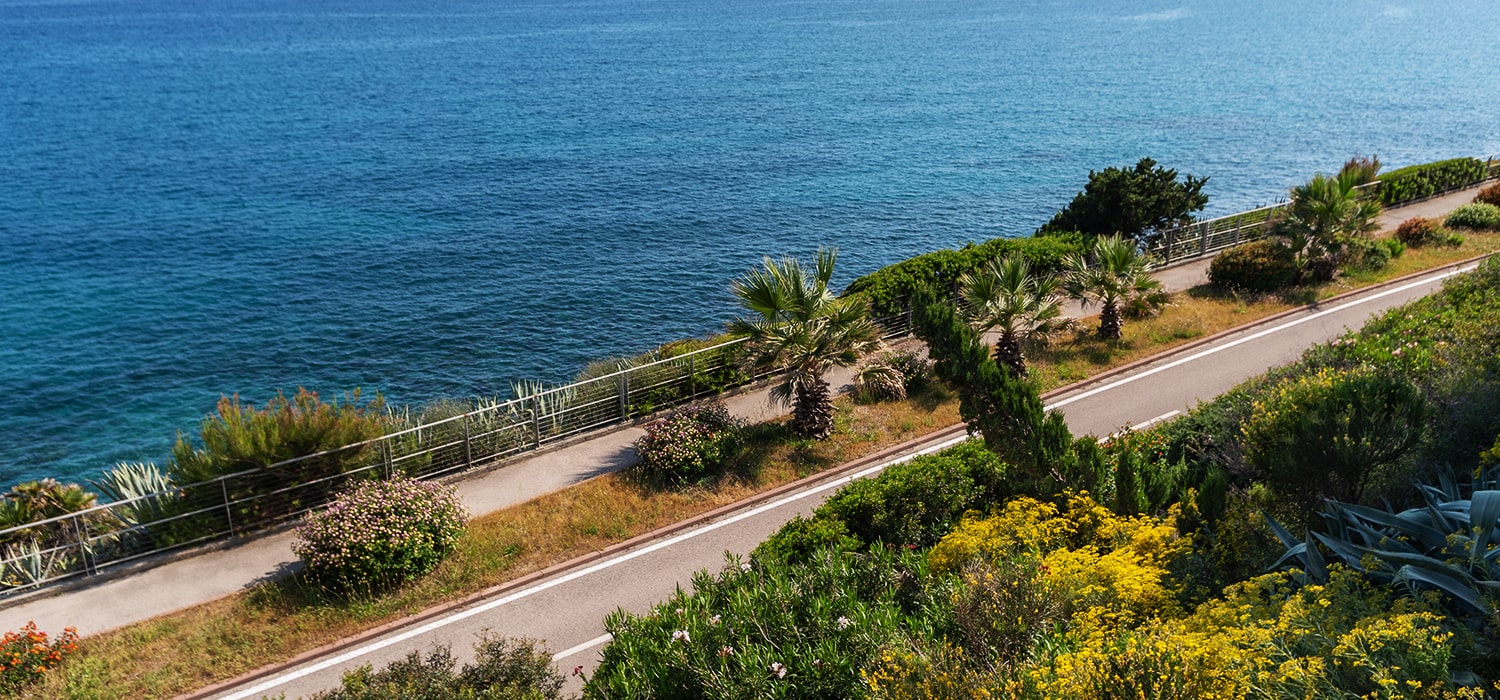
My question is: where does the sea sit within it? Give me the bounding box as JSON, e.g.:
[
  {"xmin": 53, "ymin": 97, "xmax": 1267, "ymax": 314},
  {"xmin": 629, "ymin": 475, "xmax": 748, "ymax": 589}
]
[{"xmin": 2, "ymin": 0, "xmax": 1498, "ymax": 485}]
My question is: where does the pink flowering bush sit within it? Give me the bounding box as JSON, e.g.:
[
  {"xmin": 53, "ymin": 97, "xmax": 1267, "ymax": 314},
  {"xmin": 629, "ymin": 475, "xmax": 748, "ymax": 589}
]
[
  {"xmin": 292, "ymin": 477, "xmax": 467, "ymax": 597},
  {"xmin": 633, "ymin": 402, "xmax": 744, "ymax": 485}
]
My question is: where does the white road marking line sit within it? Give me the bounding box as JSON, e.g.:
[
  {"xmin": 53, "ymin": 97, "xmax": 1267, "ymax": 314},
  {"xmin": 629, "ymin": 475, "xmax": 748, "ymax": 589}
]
[
  {"xmin": 1096, "ymin": 410, "xmax": 1183, "ymax": 444},
  {"xmin": 219, "ymin": 431, "xmax": 972, "ymax": 700},
  {"xmin": 220, "ymin": 264, "xmax": 1475, "ymax": 699},
  {"xmin": 1046, "ymin": 265, "xmax": 1477, "ymax": 411},
  {"xmin": 1132, "ymin": 410, "xmax": 1181, "ymax": 431},
  {"xmin": 553, "ymin": 633, "xmax": 613, "ymax": 662}
]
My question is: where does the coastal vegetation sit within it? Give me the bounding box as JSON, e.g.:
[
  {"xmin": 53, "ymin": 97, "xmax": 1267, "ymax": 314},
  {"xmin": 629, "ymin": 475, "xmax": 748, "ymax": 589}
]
[
  {"xmin": 1376, "ymin": 157, "xmax": 1490, "ymax": 206},
  {"xmin": 15, "ymin": 226, "xmax": 1500, "ymax": 700},
  {"xmin": 5, "ymin": 156, "xmax": 1500, "ymax": 697},
  {"xmin": 576, "ymin": 256, "xmax": 1500, "ymax": 699}
]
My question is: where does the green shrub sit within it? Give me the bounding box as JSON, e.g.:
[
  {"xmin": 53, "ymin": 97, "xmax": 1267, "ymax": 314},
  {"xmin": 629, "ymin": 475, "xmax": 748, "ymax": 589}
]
[
  {"xmin": 755, "ymin": 440, "xmax": 1007, "ymax": 566},
  {"xmin": 292, "ymin": 477, "xmax": 467, "ymax": 597},
  {"xmin": 1344, "ymin": 236, "xmax": 1404, "ymax": 272},
  {"xmin": 844, "ymin": 235, "xmax": 1085, "ymax": 316},
  {"xmin": 631, "ymin": 402, "xmax": 743, "ymax": 484},
  {"xmin": 753, "ymin": 515, "xmax": 861, "ymax": 565},
  {"xmin": 1475, "ymin": 182, "xmax": 1500, "ymax": 207},
  {"xmin": 1207, "ymin": 239, "xmax": 1298, "ymax": 292},
  {"xmin": 1241, "ymin": 367, "xmax": 1426, "ymax": 509},
  {"xmin": 1445, "ymin": 202, "xmax": 1500, "ymax": 231},
  {"xmin": 586, "ymin": 545, "xmax": 953, "ymax": 699},
  {"xmin": 1376, "ymin": 157, "xmax": 1487, "ymax": 206},
  {"xmin": 311, "ymin": 636, "xmax": 565, "ymax": 700}
]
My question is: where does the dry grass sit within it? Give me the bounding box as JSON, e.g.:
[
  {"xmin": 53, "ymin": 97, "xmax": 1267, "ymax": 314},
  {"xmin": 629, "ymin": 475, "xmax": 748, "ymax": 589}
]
[{"xmin": 24, "ymin": 231, "xmax": 1500, "ymax": 699}]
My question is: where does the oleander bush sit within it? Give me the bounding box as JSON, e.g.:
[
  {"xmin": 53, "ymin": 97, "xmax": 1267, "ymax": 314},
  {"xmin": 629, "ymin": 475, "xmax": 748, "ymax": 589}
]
[
  {"xmin": 885, "ymin": 348, "xmax": 932, "ymax": 393},
  {"xmin": 1475, "ymin": 182, "xmax": 1500, "ymax": 207},
  {"xmin": 1394, "ymin": 216, "xmax": 1463, "ymax": 247},
  {"xmin": 1445, "ymin": 202, "xmax": 1500, "ymax": 231},
  {"xmin": 586, "ymin": 544, "xmax": 953, "ymax": 699},
  {"xmin": 1376, "ymin": 157, "xmax": 1487, "ymax": 206},
  {"xmin": 631, "ymin": 402, "xmax": 744, "ymax": 485},
  {"xmin": 311, "ymin": 636, "xmax": 566, "ymax": 700},
  {"xmin": 1207, "ymin": 239, "xmax": 1298, "ymax": 292},
  {"xmin": 292, "ymin": 477, "xmax": 467, "ymax": 597},
  {"xmin": 0, "ymin": 622, "xmax": 79, "ymax": 693}
]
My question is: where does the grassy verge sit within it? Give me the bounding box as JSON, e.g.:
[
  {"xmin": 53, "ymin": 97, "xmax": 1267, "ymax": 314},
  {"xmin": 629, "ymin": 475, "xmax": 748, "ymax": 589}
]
[
  {"xmin": 1030, "ymin": 231, "xmax": 1500, "ymax": 390},
  {"xmin": 23, "ymin": 231, "xmax": 1500, "ymax": 699}
]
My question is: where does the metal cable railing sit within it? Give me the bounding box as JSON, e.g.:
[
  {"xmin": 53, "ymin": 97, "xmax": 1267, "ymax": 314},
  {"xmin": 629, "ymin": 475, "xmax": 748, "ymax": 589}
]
[
  {"xmin": 0, "ymin": 315, "xmax": 913, "ymax": 596},
  {"xmin": 1147, "ymin": 154, "xmax": 1499, "ymax": 266}
]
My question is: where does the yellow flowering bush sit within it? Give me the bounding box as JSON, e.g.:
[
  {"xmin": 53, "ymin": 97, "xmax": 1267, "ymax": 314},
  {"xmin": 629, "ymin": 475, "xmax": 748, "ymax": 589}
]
[
  {"xmin": 873, "ymin": 493, "xmax": 1481, "ymax": 700},
  {"xmin": 929, "ymin": 493, "xmax": 1187, "ymax": 626}
]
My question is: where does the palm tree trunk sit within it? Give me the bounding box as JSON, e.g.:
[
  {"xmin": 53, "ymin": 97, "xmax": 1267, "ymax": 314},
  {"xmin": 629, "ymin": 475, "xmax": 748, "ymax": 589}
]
[
  {"xmin": 993, "ymin": 330, "xmax": 1028, "ymax": 378},
  {"xmin": 792, "ymin": 377, "xmax": 835, "ymax": 439},
  {"xmin": 1099, "ymin": 302, "xmax": 1122, "ymax": 340}
]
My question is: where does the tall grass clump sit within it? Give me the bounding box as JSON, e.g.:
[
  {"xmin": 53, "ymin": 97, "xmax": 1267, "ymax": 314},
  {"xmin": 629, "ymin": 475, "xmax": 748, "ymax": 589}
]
[
  {"xmin": 171, "ymin": 389, "xmax": 389, "ymax": 488},
  {"xmin": 292, "ymin": 477, "xmax": 467, "ymax": 598}
]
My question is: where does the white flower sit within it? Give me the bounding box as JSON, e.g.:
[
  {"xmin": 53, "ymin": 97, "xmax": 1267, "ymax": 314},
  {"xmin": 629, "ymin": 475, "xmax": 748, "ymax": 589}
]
[
  {"xmin": 770, "ymin": 661, "xmax": 787, "ymax": 678},
  {"xmin": 675, "ymin": 607, "xmax": 685, "ymax": 616},
  {"xmin": 740, "ymin": 562, "xmax": 752, "ymax": 573},
  {"xmin": 836, "ymin": 615, "xmax": 852, "ymax": 630},
  {"xmin": 709, "ymin": 614, "xmax": 722, "ymax": 626},
  {"xmin": 672, "ymin": 629, "xmax": 690, "ymax": 643},
  {"xmin": 718, "ymin": 645, "xmax": 735, "ymax": 657}
]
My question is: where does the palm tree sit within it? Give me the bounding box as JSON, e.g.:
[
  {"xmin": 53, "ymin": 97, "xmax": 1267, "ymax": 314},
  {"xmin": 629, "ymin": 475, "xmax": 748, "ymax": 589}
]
[
  {"xmin": 729, "ymin": 248, "xmax": 881, "ymax": 439},
  {"xmin": 1064, "ymin": 235, "xmax": 1168, "ymax": 340},
  {"xmin": 1275, "ymin": 170, "xmax": 1382, "ymax": 281},
  {"xmin": 958, "ymin": 254, "xmax": 1064, "ymax": 378}
]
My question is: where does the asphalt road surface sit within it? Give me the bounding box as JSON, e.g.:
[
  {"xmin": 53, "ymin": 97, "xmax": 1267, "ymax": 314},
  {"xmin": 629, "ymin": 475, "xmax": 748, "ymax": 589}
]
[{"xmin": 204, "ymin": 261, "xmax": 1483, "ymax": 700}]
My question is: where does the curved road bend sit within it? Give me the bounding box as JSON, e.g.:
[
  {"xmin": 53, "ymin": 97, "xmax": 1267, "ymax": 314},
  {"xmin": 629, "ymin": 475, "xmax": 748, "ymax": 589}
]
[{"xmin": 201, "ymin": 260, "xmax": 1485, "ymax": 700}]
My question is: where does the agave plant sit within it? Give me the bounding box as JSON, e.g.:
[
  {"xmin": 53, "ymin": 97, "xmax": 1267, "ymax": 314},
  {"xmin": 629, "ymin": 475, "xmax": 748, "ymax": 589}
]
[
  {"xmin": 510, "ymin": 379, "xmax": 578, "ymax": 438},
  {"xmin": 1268, "ymin": 467, "xmax": 1500, "ymax": 615},
  {"xmin": 94, "ymin": 461, "xmax": 178, "ymax": 529}
]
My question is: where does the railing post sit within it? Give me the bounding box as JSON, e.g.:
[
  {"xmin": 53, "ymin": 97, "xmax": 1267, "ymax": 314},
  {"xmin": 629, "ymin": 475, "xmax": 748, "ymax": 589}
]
[
  {"xmin": 1198, "ymin": 222, "xmax": 1208, "ymax": 258},
  {"xmin": 531, "ymin": 397, "xmax": 542, "ymax": 448},
  {"xmin": 688, "ymin": 355, "xmax": 696, "ymax": 399},
  {"xmin": 382, "ymin": 438, "xmax": 393, "ymax": 478},
  {"xmin": 1164, "ymin": 227, "xmax": 1176, "ymax": 264},
  {"xmin": 72, "ymin": 514, "xmax": 95, "ymax": 578},
  {"xmin": 618, "ymin": 373, "xmax": 630, "ymax": 419},
  {"xmin": 463, "ymin": 413, "xmax": 473, "ymax": 471},
  {"xmin": 221, "ymin": 479, "xmax": 236, "ymax": 537}
]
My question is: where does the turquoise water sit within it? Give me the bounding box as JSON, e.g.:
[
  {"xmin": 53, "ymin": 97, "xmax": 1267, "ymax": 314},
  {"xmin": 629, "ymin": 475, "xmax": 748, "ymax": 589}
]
[{"xmin": 2, "ymin": 0, "xmax": 1498, "ymax": 484}]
